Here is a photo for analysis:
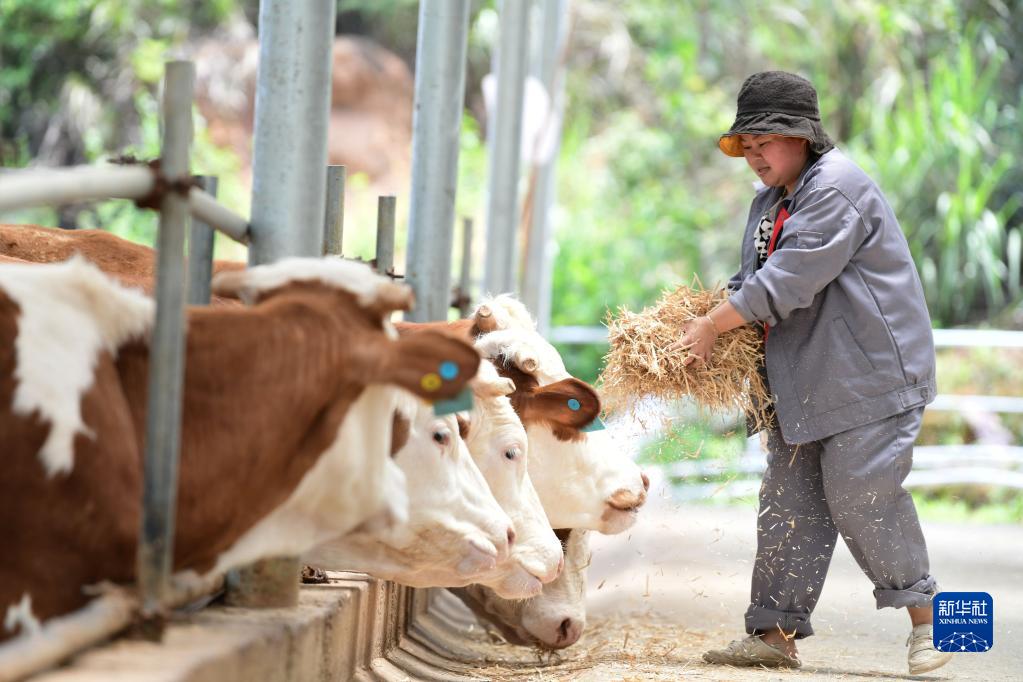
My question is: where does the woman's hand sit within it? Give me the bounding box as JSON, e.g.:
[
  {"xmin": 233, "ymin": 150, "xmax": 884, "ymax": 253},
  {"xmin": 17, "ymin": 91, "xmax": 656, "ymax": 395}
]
[{"xmin": 669, "ymin": 316, "xmax": 720, "ymax": 366}]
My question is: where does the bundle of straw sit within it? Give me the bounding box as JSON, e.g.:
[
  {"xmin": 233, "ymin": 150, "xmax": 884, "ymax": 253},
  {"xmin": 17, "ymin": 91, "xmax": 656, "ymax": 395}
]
[{"xmin": 599, "ymin": 283, "xmax": 771, "ymax": 428}]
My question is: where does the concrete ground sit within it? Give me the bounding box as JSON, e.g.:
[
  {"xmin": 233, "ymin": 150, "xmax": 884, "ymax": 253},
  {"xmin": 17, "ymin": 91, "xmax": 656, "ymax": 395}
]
[{"xmin": 471, "ymin": 474, "xmax": 1023, "ymax": 681}]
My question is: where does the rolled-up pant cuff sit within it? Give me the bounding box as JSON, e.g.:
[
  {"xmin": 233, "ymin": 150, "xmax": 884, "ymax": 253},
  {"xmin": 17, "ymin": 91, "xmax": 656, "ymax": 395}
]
[
  {"xmin": 745, "ymin": 605, "xmax": 815, "ymax": 639},
  {"xmin": 874, "ymin": 576, "xmax": 939, "ymax": 609}
]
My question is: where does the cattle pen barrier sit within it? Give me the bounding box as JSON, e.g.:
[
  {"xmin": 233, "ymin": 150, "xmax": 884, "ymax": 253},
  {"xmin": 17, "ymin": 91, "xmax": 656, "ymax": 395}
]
[
  {"xmin": 0, "ymin": 60, "xmax": 253, "ymax": 678},
  {"xmin": 0, "ymin": 61, "xmax": 437, "ymax": 682},
  {"xmin": 0, "ymin": 67, "xmax": 506, "ymax": 682},
  {"xmin": 2, "ymin": 0, "xmax": 575, "ymax": 677}
]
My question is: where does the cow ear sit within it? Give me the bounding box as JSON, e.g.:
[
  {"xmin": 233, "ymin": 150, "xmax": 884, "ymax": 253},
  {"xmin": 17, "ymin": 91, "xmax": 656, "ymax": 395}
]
[
  {"xmin": 365, "ymin": 282, "xmax": 415, "ymax": 317},
  {"xmin": 519, "ymin": 378, "xmax": 601, "ymax": 430},
  {"xmin": 375, "ymin": 330, "xmax": 481, "ymax": 401},
  {"xmin": 472, "ymin": 374, "xmax": 516, "ymax": 398},
  {"xmin": 210, "ymin": 267, "xmax": 252, "ymax": 302},
  {"xmin": 455, "ymin": 414, "xmax": 471, "ymax": 440}
]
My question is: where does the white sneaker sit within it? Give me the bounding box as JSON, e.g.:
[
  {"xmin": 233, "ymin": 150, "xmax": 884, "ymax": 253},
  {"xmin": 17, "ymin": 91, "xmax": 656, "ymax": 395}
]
[{"xmin": 907, "ymin": 624, "xmax": 953, "ymax": 674}]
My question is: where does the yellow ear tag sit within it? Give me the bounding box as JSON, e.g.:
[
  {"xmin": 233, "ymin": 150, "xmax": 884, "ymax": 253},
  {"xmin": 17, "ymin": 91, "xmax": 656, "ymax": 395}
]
[{"xmin": 420, "ymin": 373, "xmax": 442, "ymax": 392}]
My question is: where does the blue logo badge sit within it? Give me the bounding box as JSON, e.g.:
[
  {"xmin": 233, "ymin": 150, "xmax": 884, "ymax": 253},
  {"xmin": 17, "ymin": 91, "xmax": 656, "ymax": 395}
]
[{"xmin": 933, "ymin": 592, "xmax": 993, "ymax": 653}]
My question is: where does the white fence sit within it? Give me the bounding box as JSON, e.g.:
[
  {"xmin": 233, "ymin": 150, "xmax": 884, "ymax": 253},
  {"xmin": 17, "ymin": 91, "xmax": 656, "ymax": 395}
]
[{"xmin": 553, "ymin": 325, "xmax": 1023, "ymax": 498}]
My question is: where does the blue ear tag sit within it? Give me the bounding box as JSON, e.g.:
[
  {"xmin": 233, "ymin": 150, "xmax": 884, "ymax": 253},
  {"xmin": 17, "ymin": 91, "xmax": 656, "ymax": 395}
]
[
  {"xmin": 439, "ymin": 361, "xmax": 460, "ymax": 381},
  {"xmin": 567, "ymin": 398, "xmax": 581, "ymax": 411},
  {"xmin": 581, "ymin": 416, "xmax": 606, "ymax": 432},
  {"xmin": 433, "ymin": 388, "xmax": 474, "ymax": 416}
]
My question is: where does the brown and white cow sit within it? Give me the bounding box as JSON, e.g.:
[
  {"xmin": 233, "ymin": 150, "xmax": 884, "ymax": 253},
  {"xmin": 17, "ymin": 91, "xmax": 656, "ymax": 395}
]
[
  {"xmin": 0, "ymin": 256, "xmax": 479, "ymax": 641},
  {"xmin": 455, "ymin": 360, "xmax": 564, "ymax": 598},
  {"xmin": 304, "ymin": 389, "xmax": 518, "ymax": 588},
  {"xmin": 453, "ymin": 528, "xmax": 590, "ymax": 649},
  {"xmin": 399, "ymin": 299, "xmax": 650, "ymax": 536},
  {"xmin": 307, "ymin": 359, "xmax": 563, "ymax": 598},
  {"xmin": 0, "ymin": 223, "xmax": 244, "ymax": 303},
  {"xmin": 1, "ymin": 227, "xmax": 533, "ymax": 594},
  {"xmin": 474, "ymin": 328, "xmax": 648, "ymax": 534}
]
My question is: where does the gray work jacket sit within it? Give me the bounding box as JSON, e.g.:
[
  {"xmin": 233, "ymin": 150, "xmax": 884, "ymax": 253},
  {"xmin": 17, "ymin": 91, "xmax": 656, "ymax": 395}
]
[{"xmin": 727, "ymin": 148, "xmax": 936, "ymax": 444}]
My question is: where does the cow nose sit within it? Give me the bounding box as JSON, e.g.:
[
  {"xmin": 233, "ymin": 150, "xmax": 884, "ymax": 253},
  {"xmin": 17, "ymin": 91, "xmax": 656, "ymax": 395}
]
[
  {"xmin": 556, "ymin": 618, "xmax": 582, "ymax": 647},
  {"xmin": 641, "ymin": 472, "xmax": 650, "ymax": 491},
  {"xmin": 506, "ymin": 526, "xmax": 517, "ymax": 548},
  {"xmin": 558, "ymin": 618, "xmax": 572, "ymax": 639},
  {"xmin": 556, "ymin": 554, "xmax": 565, "ymax": 577}
]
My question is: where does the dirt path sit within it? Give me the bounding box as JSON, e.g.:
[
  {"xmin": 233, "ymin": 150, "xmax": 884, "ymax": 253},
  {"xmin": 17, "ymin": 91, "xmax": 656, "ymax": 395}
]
[{"xmin": 473, "ymin": 472, "xmax": 1023, "ymax": 681}]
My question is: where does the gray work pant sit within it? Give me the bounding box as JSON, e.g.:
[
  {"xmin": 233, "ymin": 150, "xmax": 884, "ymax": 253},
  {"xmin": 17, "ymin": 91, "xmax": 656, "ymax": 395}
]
[{"xmin": 745, "ymin": 407, "xmax": 938, "ymax": 639}]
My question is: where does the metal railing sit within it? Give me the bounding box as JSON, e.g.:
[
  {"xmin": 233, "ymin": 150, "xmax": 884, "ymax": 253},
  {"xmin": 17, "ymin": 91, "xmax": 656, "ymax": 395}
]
[
  {"xmin": 549, "ymin": 325, "xmax": 1023, "ymax": 349},
  {"xmin": 551, "ymin": 325, "xmax": 1023, "ymax": 418},
  {"xmin": 0, "ymin": 70, "xmax": 409, "ymax": 679},
  {"xmin": 0, "ymin": 59, "xmax": 251, "ymax": 674}
]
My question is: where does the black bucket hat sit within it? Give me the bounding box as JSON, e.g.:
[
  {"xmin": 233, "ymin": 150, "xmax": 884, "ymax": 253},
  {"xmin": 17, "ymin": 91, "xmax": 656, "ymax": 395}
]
[{"xmin": 718, "ymin": 71, "xmax": 835, "ymax": 157}]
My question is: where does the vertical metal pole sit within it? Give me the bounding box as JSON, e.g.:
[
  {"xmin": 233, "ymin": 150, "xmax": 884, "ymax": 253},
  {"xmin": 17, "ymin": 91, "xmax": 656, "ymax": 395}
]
[
  {"xmin": 458, "ymin": 217, "xmax": 474, "ymax": 317},
  {"xmin": 249, "ymin": 0, "xmax": 336, "ymax": 264},
  {"xmin": 483, "ymin": 0, "xmax": 531, "ymax": 296},
  {"xmin": 230, "ymin": 0, "xmax": 336, "ymax": 609},
  {"xmin": 405, "ymin": 0, "xmax": 471, "ymax": 322},
  {"xmin": 376, "ymin": 195, "xmax": 396, "ymax": 275},
  {"xmin": 138, "ymin": 60, "xmax": 194, "ymax": 621},
  {"xmin": 323, "ymin": 165, "xmax": 346, "ymax": 256},
  {"xmin": 521, "ymin": 0, "xmax": 567, "ymax": 335},
  {"xmin": 188, "ymin": 176, "xmax": 217, "ymax": 306}
]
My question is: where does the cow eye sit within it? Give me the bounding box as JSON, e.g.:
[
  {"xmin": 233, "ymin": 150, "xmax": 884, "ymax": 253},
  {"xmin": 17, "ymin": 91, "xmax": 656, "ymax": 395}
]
[
  {"xmin": 433, "ymin": 430, "xmax": 450, "ymax": 447},
  {"xmin": 504, "ymin": 448, "xmax": 519, "ymax": 461}
]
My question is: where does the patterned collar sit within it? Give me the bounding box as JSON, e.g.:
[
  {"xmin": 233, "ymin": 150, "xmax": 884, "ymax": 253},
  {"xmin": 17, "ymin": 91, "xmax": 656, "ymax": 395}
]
[{"xmin": 754, "ymin": 192, "xmax": 791, "ymax": 263}]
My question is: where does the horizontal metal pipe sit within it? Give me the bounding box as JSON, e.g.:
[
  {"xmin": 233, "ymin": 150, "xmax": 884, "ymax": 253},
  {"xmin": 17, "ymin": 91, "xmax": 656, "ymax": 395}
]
[
  {"xmin": 0, "ymin": 574, "xmax": 224, "ymax": 682},
  {"xmin": 0, "ymin": 165, "xmax": 249, "ymax": 244},
  {"xmin": 547, "ymin": 326, "xmax": 1023, "ymax": 348},
  {"xmin": 0, "ymin": 165, "xmax": 153, "ymax": 211},
  {"xmin": 188, "ymin": 188, "xmax": 249, "ymax": 244}
]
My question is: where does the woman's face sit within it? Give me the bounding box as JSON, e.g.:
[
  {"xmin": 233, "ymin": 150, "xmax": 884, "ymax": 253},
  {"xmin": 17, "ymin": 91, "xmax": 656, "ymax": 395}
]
[{"xmin": 739, "ymin": 134, "xmax": 809, "ymax": 191}]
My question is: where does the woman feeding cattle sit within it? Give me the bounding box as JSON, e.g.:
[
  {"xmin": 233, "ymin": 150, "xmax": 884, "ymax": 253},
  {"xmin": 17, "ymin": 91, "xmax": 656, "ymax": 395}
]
[{"xmin": 604, "ymin": 70, "xmax": 952, "ymax": 676}]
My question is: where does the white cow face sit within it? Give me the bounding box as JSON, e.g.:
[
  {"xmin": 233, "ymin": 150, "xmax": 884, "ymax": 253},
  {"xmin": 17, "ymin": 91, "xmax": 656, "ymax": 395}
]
[
  {"xmin": 305, "ymin": 393, "xmax": 515, "ymax": 587},
  {"xmin": 457, "ymin": 361, "xmax": 563, "ymax": 599},
  {"xmin": 475, "ymin": 330, "xmax": 649, "ymax": 535},
  {"xmin": 455, "ymin": 528, "xmax": 590, "ymax": 649}
]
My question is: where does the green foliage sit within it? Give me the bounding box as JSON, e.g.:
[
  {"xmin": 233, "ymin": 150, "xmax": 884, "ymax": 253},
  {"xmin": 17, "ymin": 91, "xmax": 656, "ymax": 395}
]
[
  {"xmin": 913, "ymin": 489, "xmax": 1023, "ymax": 525},
  {"xmin": 923, "ymin": 347, "xmax": 1023, "ymax": 445},
  {"xmin": 0, "ymin": 0, "xmax": 234, "ymax": 153},
  {"xmin": 638, "ymin": 419, "xmax": 746, "ymax": 468},
  {"xmin": 0, "ymin": 0, "xmax": 247, "ymax": 257},
  {"xmin": 549, "ymin": 1, "xmax": 1023, "ymax": 382},
  {"xmin": 845, "ymin": 24, "xmax": 1022, "ymax": 325}
]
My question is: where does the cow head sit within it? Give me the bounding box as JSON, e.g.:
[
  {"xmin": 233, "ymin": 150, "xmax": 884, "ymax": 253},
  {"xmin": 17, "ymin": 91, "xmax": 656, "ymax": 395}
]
[
  {"xmin": 474, "ymin": 329, "xmax": 649, "ymax": 535},
  {"xmin": 471, "ymin": 294, "xmax": 537, "ymax": 336},
  {"xmin": 456, "ymin": 360, "xmax": 563, "ymax": 599},
  {"xmin": 206, "ymin": 258, "xmax": 480, "ymax": 574},
  {"xmin": 305, "ymin": 391, "xmax": 515, "ymax": 587},
  {"xmin": 454, "ymin": 528, "xmax": 590, "ymax": 649}
]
